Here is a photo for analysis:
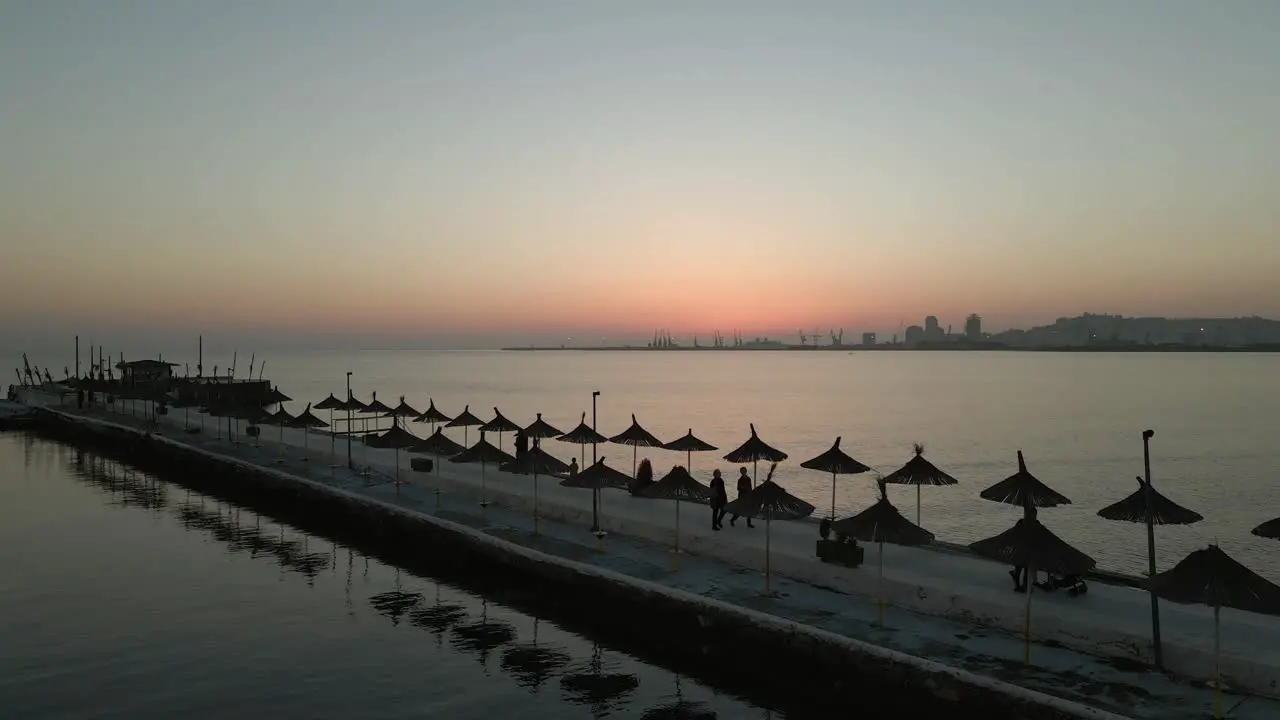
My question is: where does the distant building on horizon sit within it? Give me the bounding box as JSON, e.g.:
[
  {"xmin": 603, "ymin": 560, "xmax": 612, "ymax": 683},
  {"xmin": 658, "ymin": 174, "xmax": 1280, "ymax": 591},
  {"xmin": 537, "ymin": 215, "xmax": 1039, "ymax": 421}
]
[
  {"xmin": 964, "ymin": 314, "xmax": 982, "ymax": 340},
  {"xmin": 861, "ymin": 332, "xmax": 876, "ymax": 347},
  {"xmin": 923, "ymin": 315, "xmax": 945, "ymax": 343},
  {"xmin": 904, "ymin": 325, "xmax": 924, "ymax": 347}
]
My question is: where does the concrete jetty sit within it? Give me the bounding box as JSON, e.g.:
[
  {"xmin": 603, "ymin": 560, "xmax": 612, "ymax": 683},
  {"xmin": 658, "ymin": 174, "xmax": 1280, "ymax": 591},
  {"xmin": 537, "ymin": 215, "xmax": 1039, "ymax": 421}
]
[{"xmin": 12, "ymin": 389, "xmax": 1280, "ymax": 719}]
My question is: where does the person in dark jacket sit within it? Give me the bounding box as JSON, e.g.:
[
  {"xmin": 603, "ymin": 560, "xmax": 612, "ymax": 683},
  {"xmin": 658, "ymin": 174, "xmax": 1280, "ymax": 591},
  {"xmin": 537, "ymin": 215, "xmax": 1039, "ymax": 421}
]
[
  {"xmin": 709, "ymin": 469, "xmax": 728, "ymax": 530},
  {"xmin": 515, "ymin": 430, "xmax": 529, "ymax": 462},
  {"xmin": 729, "ymin": 467, "xmax": 754, "ymax": 528}
]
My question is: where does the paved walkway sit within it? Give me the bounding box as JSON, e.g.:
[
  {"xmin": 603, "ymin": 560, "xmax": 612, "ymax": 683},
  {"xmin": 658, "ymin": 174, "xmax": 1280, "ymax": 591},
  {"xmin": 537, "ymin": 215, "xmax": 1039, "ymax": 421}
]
[{"xmin": 24, "ymin": 394, "xmax": 1280, "ymax": 720}]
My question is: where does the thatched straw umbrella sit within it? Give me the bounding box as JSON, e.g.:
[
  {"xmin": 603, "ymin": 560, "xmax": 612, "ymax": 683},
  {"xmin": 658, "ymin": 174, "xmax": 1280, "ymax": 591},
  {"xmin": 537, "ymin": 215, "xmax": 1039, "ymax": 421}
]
[
  {"xmin": 722, "ymin": 463, "xmax": 814, "ymax": 594},
  {"xmin": 385, "ymin": 395, "xmax": 420, "ymax": 429},
  {"xmin": 608, "ymin": 414, "xmax": 664, "ymax": 480},
  {"xmin": 1098, "ymin": 448, "xmax": 1203, "ymax": 670},
  {"xmin": 1152, "ymin": 545, "xmax": 1280, "ymax": 719},
  {"xmin": 480, "ymin": 407, "xmax": 521, "ymax": 453},
  {"xmin": 832, "ymin": 476, "xmax": 934, "ymax": 625},
  {"xmin": 1253, "ymin": 518, "xmax": 1280, "ymax": 540},
  {"xmin": 287, "ymin": 403, "xmax": 330, "ymax": 459},
  {"xmin": 445, "ymin": 404, "xmax": 484, "ymax": 447},
  {"xmin": 264, "ymin": 385, "xmax": 291, "ymax": 411},
  {"xmin": 557, "ymin": 413, "xmax": 609, "ymax": 530},
  {"xmin": 723, "ymin": 423, "xmax": 788, "ymax": 489},
  {"xmin": 980, "ymin": 451, "xmax": 1070, "ymax": 511},
  {"xmin": 562, "ymin": 457, "xmax": 632, "ymax": 549},
  {"xmin": 408, "ymin": 428, "xmax": 466, "ymax": 511},
  {"xmin": 334, "ymin": 392, "xmax": 368, "ymax": 451},
  {"xmin": 413, "ymin": 398, "xmax": 452, "ymax": 434},
  {"xmin": 361, "ymin": 392, "xmax": 394, "ymax": 435},
  {"xmin": 639, "ymin": 465, "xmax": 711, "ymax": 567},
  {"xmin": 368, "ymin": 423, "xmax": 420, "ymax": 485},
  {"xmin": 449, "ymin": 431, "xmax": 515, "ymax": 507},
  {"xmin": 523, "ymin": 412, "xmax": 564, "ymax": 443},
  {"xmin": 263, "ymin": 407, "xmax": 295, "ymax": 463},
  {"xmin": 502, "ymin": 445, "xmax": 569, "ymax": 534},
  {"xmin": 313, "ymin": 393, "xmax": 343, "ymax": 463},
  {"xmin": 969, "ymin": 505, "xmax": 1095, "ymax": 665},
  {"xmin": 881, "ymin": 443, "xmax": 959, "ymax": 526},
  {"xmin": 799, "ymin": 436, "xmax": 870, "ymax": 520},
  {"xmin": 661, "ymin": 429, "xmax": 717, "ymax": 478}
]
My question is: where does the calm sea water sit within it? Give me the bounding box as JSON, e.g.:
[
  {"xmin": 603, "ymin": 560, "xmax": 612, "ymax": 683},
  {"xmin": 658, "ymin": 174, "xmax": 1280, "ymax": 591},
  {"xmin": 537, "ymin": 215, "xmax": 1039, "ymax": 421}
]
[
  {"xmin": 256, "ymin": 350, "xmax": 1280, "ymax": 577},
  {"xmin": 0, "ymin": 432, "xmax": 806, "ymax": 719}
]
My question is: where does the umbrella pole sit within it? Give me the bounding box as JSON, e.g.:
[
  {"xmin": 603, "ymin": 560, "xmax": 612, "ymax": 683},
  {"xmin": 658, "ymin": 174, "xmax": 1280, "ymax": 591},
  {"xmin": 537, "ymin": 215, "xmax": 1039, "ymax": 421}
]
[
  {"xmin": 434, "ymin": 452, "xmax": 442, "ymax": 513},
  {"xmin": 1214, "ymin": 603, "xmax": 1222, "ymax": 719},
  {"xmin": 1143, "ymin": 432, "xmax": 1164, "ymax": 669},
  {"xmin": 916, "ymin": 485, "xmax": 921, "ymax": 527},
  {"xmin": 329, "ymin": 409, "xmax": 335, "ymax": 464},
  {"xmin": 877, "ymin": 540, "xmax": 885, "ymax": 626},
  {"xmin": 533, "ymin": 469, "xmax": 540, "ymax": 536},
  {"xmin": 765, "ymin": 513, "xmax": 772, "ymax": 595},
  {"xmin": 830, "ymin": 472, "xmax": 837, "ymax": 520},
  {"xmin": 395, "ymin": 447, "xmax": 400, "ymax": 486},
  {"xmin": 480, "ymin": 461, "xmax": 488, "ymax": 507},
  {"xmin": 1023, "ymin": 561, "xmax": 1034, "ymax": 665},
  {"xmin": 753, "ymin": 460, "xmax": 758, "ymax": 489},
  {"xmin": 673, "ymin": 499, "xmax": 681, "ymax": 571},
  {"xmin": 632, "ymin": 445, "xmax": 637, "ymax": 479}
]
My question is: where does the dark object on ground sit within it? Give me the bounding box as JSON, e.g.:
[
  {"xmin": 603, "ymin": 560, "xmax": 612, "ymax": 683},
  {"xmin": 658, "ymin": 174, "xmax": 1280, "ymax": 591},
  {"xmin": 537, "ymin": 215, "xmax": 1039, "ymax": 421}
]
[
  {"xmin": 1034, "ymin": 573, "xmax": 1089, "ymax": 596},
  {"xmin": 411, "ymin": 457, "xmax": 435, "ymax": 473},
  {"xmin": 816, "ymin": 538, "xmax": 864, "ymax": 567}
]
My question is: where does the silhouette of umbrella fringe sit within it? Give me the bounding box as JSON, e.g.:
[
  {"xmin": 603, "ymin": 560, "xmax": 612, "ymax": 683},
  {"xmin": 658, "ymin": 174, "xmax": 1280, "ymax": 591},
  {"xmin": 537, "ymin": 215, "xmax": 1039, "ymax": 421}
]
[
  {"xmin": 263, "ymin": 407, "xmax": 295, "ymax": 461},
  {"xmin": 368, "ymin": 423, "xmax": 420, "ymax": 485},
  {"xmin": 413, "ymin": 398, "xmax": 453, "ymax": 435},
  {"xmin": 608, "ymin": 413, "xmax": 664, "ymax": 478},
  {"xmin": 799, "ymin": 436, "xmax": 870, "ymax": 520},
  {"xmin": 638, "ymin": 465, "xmax": 711, "ymax": 566},
  {"xmin": 479, "ymin": 407, "xmax": 521, "ymax": 452},
  {"xmin": 560, "ymin": 457, "xmax": 632, "ymax": 540},
  {"xmin": 523, "ymin": 412, "xmax": 564, "ymax": 440},
  {"xmin": 721, "ymin": 466, "xmax": 814, "ymax": 594},
  {"xmin": 286, "ymin": 403, "xmax": 330, "ymax": 458},
  {"xmin": 1098, "ymin": 482, "xmax": 1204, "ymax": 525},
  {"xmin": 880, "ymin": 443, "xmax": 960, "ymax": 526},
  {"xmin": 969, "ymin": 518, "xmax": 1096, "ymax": 576},
  {"xmin": 1151, "ymin": 545, "xmax": 1280, "ymax": 719},
  {"xmin": 384, "ymin": 395, "xmax": 420, "ymax": 425},
  {"xmin": 448, "ymin": 432, "xmax": 515, "ymax": 507},
  {"xmin": 313, "ymin": 393, "xmax": 343, "ymax": 462},
  {"xmin": 723, "ymin": 423, "xmax": 787, "ymax": 489},
  {"xmin": 501, "ymin": 446, "xmax": 570, "ymax": 534},
  {"xmin": 445, "ymin": 405, "xmax": 484, "ymax": 447},
  {"xmin": 1253, "ymin": 518, "xmax": 1280, "ymax": 540},
  {"xmin": 980, "ymin": 450, "xmax": 1071, "ymax": 510},
  {"xmin": 969, "ymin": 514, "xmax": 1096, "ymax": 666},
  {"xmin": 639, "ymin": 701, "xmax": 716, "ymax": 720},
  {"xmin": 831, "ymin": 478, "xmax": 934, "ymax": 624},
  {"xmin": 661, "ymin": 429, "xmax": 717, "ymax": 477}
]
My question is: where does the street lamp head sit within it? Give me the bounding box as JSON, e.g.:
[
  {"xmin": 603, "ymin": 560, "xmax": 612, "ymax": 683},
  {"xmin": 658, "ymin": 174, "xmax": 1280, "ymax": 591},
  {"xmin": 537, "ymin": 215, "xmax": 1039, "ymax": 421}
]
[
  {"xmin": 592, "ymin": 390, "xmax": 600, "ymax": 398},
  {"xmin": 1143, "ymin": 429, "xmax": 1155, "ymax": 439}
]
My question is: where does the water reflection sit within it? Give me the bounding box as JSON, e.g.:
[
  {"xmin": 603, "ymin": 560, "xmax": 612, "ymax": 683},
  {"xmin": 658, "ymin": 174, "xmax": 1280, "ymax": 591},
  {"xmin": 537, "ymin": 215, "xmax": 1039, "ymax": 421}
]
[{"xmin": 37, "ymin": 440, "xmax": 774, "ymax": 719}]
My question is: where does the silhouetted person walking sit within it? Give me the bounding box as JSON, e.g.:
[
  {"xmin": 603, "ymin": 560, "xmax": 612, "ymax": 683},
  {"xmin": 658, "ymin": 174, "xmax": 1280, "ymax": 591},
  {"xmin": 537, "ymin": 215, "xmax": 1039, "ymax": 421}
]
[
  {"xmin": 709, "ymin": 469, "xmax": 728, "ymax": 530},
  {"xmin": 729, "ymin": 467, "xmax": 754, "ymax": 528},
  {"xmin": 515, "ymin": 430, "xmax": 528, "ymax": 462}
]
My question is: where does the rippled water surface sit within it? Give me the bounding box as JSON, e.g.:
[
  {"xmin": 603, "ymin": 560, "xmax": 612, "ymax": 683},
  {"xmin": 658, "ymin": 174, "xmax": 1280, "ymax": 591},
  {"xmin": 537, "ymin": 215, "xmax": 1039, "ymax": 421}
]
[{"xmin": 0, "ymin": 432, "xmax": 807, "ymax": 719}]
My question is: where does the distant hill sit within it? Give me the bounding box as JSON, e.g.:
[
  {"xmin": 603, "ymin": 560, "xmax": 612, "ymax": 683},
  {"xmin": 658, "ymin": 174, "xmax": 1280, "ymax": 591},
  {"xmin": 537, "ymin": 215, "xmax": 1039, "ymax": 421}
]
[{"xmin": 989, "ymin": 313, "xmax": 1280, "ymax": 348}]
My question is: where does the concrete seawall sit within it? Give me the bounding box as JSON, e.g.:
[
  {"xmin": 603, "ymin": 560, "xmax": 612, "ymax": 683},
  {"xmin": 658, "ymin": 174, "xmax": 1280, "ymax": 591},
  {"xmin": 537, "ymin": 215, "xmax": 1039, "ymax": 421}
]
[{"xmin": 27, "ymin": 408, "xmax": 1130, "ymax": 720}]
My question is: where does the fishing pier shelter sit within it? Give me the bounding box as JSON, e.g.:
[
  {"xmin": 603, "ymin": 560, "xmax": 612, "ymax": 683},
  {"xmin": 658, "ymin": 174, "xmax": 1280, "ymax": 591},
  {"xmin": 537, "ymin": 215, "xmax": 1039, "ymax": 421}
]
[{"xmin": 115, "ymin": 359, "xmax": 178, "ymax": 384}]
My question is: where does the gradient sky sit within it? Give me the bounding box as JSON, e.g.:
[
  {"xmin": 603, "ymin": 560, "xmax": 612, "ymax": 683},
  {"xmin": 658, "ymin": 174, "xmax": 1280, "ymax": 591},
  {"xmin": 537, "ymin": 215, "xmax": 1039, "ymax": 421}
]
[{"xmin": 3, "ymin": 1, "xmax": 1279, "ymax": 348}]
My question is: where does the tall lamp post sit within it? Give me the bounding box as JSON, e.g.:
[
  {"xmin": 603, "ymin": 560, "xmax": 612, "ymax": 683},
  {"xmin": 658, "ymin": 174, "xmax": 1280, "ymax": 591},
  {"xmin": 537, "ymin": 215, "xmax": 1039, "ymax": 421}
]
[
  {"xmin": 346, "ymin": 372, "xmax": 354, "ymax": 470},
  {"xmin": 591, "ymin": 390, "xmax": 601, "ymax": 533},
  {"xmin": 1143, "ymin": 429, "xmax": 1162, "ymax": 668}
]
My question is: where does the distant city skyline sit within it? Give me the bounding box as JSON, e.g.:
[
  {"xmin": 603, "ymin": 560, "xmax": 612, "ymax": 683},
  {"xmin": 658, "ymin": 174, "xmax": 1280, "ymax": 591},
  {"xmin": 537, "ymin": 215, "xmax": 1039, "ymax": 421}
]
[{"xmin": 3, "ymin": 2, "xmax": 1279, "ymax": 348}]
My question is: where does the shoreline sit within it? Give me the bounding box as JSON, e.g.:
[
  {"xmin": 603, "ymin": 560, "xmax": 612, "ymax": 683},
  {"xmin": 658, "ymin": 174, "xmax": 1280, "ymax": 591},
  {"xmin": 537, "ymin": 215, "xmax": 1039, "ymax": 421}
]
[
  {"xmin": 13, "ymin": 393, "xmax": 1280, "ymax": 719},
  {"xmin": 24, "ymin": 407, "xmax": 1125, "ymax": 720},
  {"xmin": 500, "ymin": 345, "xmax": 1280, "ymax": 353}
]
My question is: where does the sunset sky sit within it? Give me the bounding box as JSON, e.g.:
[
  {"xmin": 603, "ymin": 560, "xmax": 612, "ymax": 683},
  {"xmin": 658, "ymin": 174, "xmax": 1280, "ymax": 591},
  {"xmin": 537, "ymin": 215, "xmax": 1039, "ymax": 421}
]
[{"xmin": 3, "ymin": 1, "xmax": 1279, "ymax": 349}]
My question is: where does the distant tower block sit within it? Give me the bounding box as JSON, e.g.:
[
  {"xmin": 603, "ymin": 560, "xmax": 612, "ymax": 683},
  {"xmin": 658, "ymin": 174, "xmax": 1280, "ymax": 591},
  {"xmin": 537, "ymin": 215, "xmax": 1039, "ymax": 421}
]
[
  {"xmin": 965, "ymin": 314, "xmax": 982, "ymax": 340},
  {"xmin": 861, "ymin": 332, "xmax": 876, "ymax": 347}
]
